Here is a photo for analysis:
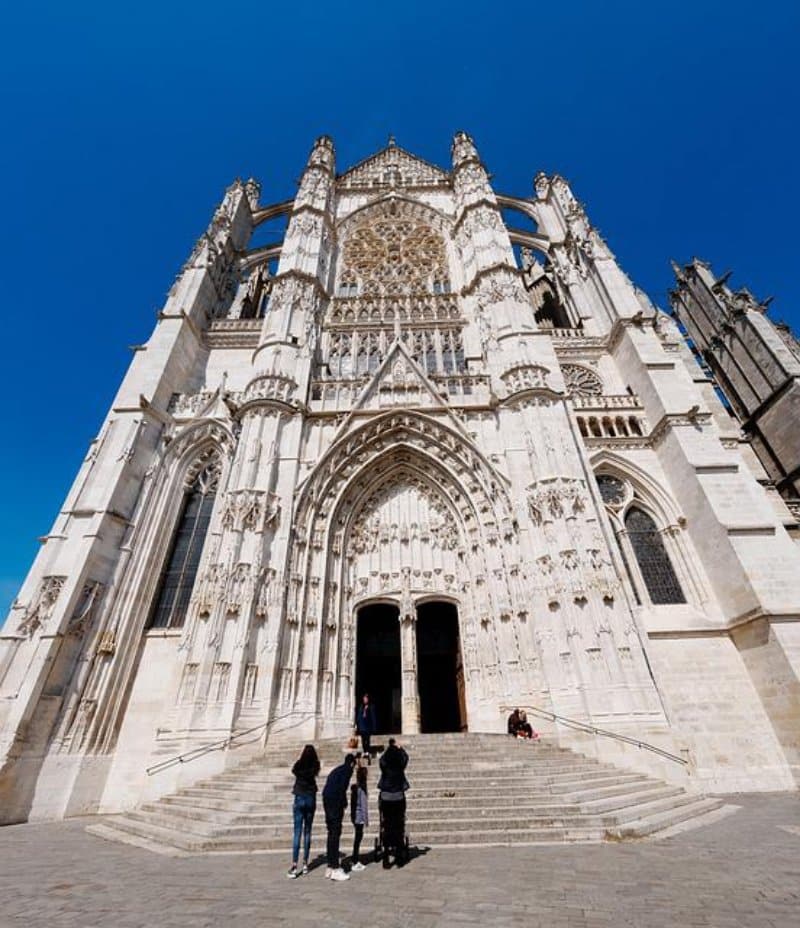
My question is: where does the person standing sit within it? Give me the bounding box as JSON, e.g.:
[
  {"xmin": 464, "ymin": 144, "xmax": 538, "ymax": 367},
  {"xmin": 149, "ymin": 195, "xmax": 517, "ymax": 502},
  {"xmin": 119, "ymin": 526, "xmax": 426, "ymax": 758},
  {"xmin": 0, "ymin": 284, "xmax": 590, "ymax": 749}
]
[
  {"xmin": 349, "ymin": 763, "xmax": 369, "ymax": 872},
  {"xmin": 355, "ymin": 693, "xmax": 377, "ymax": 763},
  {"xmin": 287, "ymin": 744, "xmax": 320, "ymax": 879},
  {"xmin": 377, "ymin": 737, "xmax": 409, "ymax": 868},
  {"xmin": 322, "ymin": 752, "xmax": 357, "ymax": 881}
]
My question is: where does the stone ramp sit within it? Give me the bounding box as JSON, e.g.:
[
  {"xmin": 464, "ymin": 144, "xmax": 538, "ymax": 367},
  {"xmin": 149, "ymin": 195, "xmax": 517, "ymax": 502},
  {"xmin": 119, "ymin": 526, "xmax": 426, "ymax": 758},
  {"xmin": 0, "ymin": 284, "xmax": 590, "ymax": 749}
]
[{"xmin": 86, "ymin": 734, "xmax": 725, "ymax": 854}]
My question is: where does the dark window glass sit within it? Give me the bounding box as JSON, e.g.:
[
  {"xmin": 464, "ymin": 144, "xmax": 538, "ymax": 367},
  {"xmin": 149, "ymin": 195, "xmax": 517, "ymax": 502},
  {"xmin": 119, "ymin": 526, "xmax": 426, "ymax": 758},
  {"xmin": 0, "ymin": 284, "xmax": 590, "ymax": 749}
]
[
  {"xmin": 148, "ymin": 486, "xmax": 216, "ymax": 629},
  {"xmin": 597, "ymin": 475, "xmax": 626, "ymax": 507},
  {"xmin": 624, "ymin": 507, "xmax": 685, "ymax": 605}
]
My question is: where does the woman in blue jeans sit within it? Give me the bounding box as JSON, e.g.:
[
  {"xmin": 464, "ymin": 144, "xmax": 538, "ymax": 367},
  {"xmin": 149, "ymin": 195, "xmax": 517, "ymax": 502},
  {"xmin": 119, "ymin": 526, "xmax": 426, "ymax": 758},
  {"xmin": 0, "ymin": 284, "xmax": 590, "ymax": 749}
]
[{"xmin": 287, "ymin": 744, "xmax": 320, "ymax": 878}]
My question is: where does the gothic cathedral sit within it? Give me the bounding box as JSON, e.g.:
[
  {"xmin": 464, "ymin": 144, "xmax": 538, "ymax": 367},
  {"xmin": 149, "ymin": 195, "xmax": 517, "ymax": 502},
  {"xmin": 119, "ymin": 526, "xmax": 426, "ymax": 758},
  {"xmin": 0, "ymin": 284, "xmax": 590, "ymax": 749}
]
[{"xmin": 2, "ymin": 134, "xmax": 799, "ymax": 823}]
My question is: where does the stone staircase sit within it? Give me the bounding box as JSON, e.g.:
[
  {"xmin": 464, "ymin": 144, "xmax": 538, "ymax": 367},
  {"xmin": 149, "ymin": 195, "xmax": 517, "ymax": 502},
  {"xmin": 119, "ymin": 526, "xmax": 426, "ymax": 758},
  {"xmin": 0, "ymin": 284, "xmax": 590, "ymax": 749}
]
[{"xmin": 86, "ymin": 733, "xmax": 725, "ymax": 854}]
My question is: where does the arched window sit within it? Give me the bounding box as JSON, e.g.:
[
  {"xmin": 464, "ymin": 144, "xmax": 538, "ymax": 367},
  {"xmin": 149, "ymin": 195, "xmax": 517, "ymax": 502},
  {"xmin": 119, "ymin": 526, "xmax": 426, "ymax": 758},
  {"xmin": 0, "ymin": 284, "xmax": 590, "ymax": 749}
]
[
  {"xmin": 148, "ymin": 466, "xmax": 218, "ymax": 629},
  {"xmin": 624, "ymin": 507, "xmax": 685, "ymax": 605}
]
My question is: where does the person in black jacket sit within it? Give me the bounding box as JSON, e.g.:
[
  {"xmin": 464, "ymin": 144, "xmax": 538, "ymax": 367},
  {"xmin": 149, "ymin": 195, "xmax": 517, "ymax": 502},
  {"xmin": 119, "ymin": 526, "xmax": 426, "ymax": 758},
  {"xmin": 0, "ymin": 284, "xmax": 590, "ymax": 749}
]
[
  {"xmin": 287, "ymin": 745, "xmax": 320, "ymax": 879},
  {"xmin": 377, "ymin": 738, "xmax": 409, "ymax": 868},
  {"xmin": 354, "ymin": 693, "xmax": 377, "ymax": 763},
  {"xmin": 322, "ymin": 753, "xmax": 357, "ymax": 881}
]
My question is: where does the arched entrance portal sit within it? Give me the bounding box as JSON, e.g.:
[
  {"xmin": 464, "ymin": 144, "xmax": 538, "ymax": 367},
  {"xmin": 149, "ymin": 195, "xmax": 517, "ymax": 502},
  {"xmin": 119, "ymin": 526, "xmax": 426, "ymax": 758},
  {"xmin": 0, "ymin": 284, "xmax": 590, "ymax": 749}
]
[
  {"xmin": 355, "ymin": 603, "xmax": 402, "ymax": 733},
  {"xmin": 416, "ymin": 601, "xmax": 467, "ymax": 733}
]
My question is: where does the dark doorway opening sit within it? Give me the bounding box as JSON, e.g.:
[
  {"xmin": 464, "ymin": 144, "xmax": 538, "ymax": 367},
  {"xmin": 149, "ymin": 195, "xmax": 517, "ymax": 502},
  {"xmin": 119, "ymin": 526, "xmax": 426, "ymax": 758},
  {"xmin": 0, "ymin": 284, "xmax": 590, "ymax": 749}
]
[
  {"xmin": 355, "ymin": 603, "xmax": 402, "ymax": 734},
  {"xmin": 416, "ymin": 601, "xmax": 467, "ymax": 733}
]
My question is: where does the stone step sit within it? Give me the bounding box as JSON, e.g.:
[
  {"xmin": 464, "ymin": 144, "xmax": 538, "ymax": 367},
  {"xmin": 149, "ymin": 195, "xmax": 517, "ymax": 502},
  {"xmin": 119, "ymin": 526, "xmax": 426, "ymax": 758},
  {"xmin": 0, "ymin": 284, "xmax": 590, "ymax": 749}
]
[
  {"xmin": 608, "ymin": 797, "xmax": 725, "ymax": 838},
  {"xmin": 215, "ymin": 760, "xmax": 608, "ymax": 781},
  {"xmin": 87, "ymin": 733, "xmax": 726, "ymax": 854},
  {"xmin": 579, "ymin": 783, "xmax": 683, "ymax": 812},
  {"xmin": 173, "ymin": 772, "xmax": 642, "ymax": 805}
]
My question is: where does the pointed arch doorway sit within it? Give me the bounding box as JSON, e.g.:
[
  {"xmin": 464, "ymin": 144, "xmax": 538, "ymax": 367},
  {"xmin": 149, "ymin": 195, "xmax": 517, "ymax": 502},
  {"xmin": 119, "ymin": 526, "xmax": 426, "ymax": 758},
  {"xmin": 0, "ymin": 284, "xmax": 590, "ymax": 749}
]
[
  {"xmin": 416, "ymin": 601, "xmax": 467, "ymax": 733},
  {"xmin": 354, "ymin": 603, "xmax": 402, "ymax": 733}
]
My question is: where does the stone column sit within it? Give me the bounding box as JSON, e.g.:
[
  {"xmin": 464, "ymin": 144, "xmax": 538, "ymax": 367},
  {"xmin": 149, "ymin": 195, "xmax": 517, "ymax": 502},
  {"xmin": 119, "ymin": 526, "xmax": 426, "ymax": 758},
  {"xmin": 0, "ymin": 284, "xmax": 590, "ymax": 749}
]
[{"xmin": 399, "ymin": 613, "xmax": 420, "ymax": 734}]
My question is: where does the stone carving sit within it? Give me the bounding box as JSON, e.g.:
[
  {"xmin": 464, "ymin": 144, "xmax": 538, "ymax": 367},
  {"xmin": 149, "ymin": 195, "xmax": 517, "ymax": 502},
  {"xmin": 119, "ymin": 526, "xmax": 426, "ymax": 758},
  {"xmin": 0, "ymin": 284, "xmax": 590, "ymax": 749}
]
[
  {"xmin": 169, "ymin": 391, "xmax": 217, "ymax": 417},
  {"xmin": 225, "ymin": 564, "xmax": 253, "ymax": 615},
  {"xmin": 192, "ymin": 563, "xmax": 227, "ymax": 617},
  {"xmin": 66, "ymin": 580, "xmax": 104, "ymax": 639},
  {"xmin": 501, "ymin": 364, "xmax": 550, "ymax": 396},
  {"xmin": 221, "ymin": 489, "xmax": 278, "ymax": 533},
  {"xmin": 339, "ymin": 201, "xmax": 450, "ymax": 298},
  {"xmin": 16, "ymin": 576, "xmax": 66, "ymax": 637},
  {"xmin": 561, "ymin": 363, "xmax": 603, "ymax": 397},
  {"xmin": 338, "ymin": 144, "xmax": 448, "ymax": 190},
  {"xmin": 242, "ymin": 373, "xmax": 296, "ymax": 406},
  {"xmin": 527, "ymin": 478, "xmax": 588, "ymax": 526}
]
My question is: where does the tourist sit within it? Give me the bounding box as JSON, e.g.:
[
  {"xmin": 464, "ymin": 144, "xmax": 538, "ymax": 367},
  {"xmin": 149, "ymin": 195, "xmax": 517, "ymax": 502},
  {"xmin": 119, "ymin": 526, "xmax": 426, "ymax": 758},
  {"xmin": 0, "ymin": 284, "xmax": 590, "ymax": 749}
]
[
  {"xmin": 378, "ymin": 737, "xmax": 409, "ymax": 868},
  {"xmin": 355, "ymin": 692, "xmax": 377, "ymax": 763},
  {"xmin": 516, "ymin": 710, "xmax": 540, "ymax": 741},
  {"xmin": 507, "ymin": 708, "xmax": 521, "ymax": 736},
  {"xmin": 322, "ymin": 752, "xmax": 357, "ymax": 881},
  {"xmin": 349, "ymin": 762, "xmax": 369, "ymax": 872},
  {"xmin": 287, "ymin": 744, "xmax": 320, "ymax": 879}
]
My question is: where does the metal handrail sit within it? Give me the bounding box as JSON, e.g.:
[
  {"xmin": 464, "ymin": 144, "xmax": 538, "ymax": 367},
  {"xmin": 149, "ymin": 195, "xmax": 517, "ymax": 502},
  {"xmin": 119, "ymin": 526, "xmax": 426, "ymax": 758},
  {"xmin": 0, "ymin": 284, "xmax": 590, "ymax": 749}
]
[
  {"xmin": 507, "ymin": 705, "xmax": 688, "ymax": 767},
  {"xmin": 146, "ymin": 723, "xmax": 267, "ymax": 776}
]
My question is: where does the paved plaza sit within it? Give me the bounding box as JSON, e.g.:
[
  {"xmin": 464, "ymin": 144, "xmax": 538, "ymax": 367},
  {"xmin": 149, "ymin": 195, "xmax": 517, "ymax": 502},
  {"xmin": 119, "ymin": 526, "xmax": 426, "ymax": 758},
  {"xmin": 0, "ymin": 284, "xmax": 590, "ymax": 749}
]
[{"xmin": 1, "ymin": 794, "xmax": 799, "ymax": 927}]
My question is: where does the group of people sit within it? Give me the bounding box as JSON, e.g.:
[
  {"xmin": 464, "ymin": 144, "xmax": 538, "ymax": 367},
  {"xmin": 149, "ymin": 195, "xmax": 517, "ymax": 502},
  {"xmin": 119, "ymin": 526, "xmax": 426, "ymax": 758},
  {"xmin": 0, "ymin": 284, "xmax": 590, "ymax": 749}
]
[
  {"xmin": 287, "ymin": 693, "xmax": 409, "ymax": 881},
  {"xmin": 507, "ymin": 707, "xmax": 540, "ymax": 741}
]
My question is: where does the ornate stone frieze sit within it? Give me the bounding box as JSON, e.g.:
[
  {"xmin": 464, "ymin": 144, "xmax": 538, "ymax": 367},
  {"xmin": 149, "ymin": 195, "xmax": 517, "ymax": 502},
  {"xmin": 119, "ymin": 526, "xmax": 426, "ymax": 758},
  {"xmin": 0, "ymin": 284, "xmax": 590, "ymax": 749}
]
[
  {"xmin": 242, "ymin": 373, "xmax": 296, "ymax": 407},
  {"xmin": 526, "ymin": 477, "xmax": 587, "ymax": 526},
  {"xmin": 205, "ymin": 319, "xmax": 261, "ymax": 349},
  {"xmin": 221, "ymin": 489, "xmax": 278, "ymax": 533},
  {"xmin": 15, "ymin": 576, "xmax": 67, "ymax": 637},
  {"xmin": 337, "ymin": 144, "xmax": 449, "ymax": 190},
  {"xmin": 501, "ymin": 364, "xmax": 551, "ymax": 397}
]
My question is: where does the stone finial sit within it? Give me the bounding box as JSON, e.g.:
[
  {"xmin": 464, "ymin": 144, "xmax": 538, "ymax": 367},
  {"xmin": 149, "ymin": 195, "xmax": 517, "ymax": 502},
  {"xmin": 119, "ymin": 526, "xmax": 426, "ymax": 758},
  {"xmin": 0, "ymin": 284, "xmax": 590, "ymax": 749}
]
[
  {"xmin": 451, "ymin": 130, "xmax": 480, "ymax": 166},
  {"xmin": 307, "ymin": 135, "xmax": 335, "ymax": 172},
  {"xmin": 244, "ymin": 178, "xmax": 261, "ymax": 211}
]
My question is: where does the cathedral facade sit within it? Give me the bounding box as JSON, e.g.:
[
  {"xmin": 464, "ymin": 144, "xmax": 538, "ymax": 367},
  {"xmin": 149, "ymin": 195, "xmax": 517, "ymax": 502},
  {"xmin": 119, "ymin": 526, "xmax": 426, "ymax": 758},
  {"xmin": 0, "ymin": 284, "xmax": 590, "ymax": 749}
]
[{"xmin": 2, "ymin": 134, "xmax": 799, "ymax": 823}]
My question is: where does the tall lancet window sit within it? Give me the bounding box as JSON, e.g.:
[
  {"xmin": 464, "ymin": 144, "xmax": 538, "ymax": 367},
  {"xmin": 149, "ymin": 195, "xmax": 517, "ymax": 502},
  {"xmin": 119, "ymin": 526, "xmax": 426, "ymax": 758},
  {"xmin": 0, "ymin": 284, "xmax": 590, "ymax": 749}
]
[
  {"xmin": 148, "ymin": 462, "xmax": 219, "ymax": 629},
  {"xmin": 624, "ymin": 507, "xmax": 685, "ymax": 605}
]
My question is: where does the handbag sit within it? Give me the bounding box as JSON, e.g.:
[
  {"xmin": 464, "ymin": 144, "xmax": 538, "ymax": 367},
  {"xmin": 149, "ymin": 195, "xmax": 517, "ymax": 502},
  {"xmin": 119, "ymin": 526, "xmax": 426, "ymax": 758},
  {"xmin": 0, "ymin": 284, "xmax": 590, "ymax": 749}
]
[{"xmin": 347, "ymin": 734, "xmax": 359, "ymax": 750}]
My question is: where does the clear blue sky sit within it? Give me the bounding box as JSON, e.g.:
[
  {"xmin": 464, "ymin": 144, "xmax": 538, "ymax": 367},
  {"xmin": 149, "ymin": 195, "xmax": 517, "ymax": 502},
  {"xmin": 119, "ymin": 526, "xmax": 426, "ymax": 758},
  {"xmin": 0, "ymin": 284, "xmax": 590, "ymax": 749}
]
[{"xmin": 1, "ymin": 1, "xmax": 798, "ymax": 618}]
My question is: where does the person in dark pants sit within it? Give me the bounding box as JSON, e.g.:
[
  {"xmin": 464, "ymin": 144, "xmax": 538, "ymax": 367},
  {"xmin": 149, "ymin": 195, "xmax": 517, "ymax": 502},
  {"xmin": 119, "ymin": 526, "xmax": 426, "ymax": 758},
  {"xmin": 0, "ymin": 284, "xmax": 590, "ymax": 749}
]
[
  {"xmin": 355, "ymin": 693, "xmax": 377, "ymax": 763},
  {"xmin": 322, "ymin": 753, "xmax": 357, "ymax": 881},
  {"xmin": 378, "ymin": 737, "xmax": 409, "ymax": 868},
  {"xmin": 349, "ymin": 763, "xmax": 369, "ymax": 872},
  {"xmin": 287, "ymin": 744, "xmax": 320, "ymax": 879}
]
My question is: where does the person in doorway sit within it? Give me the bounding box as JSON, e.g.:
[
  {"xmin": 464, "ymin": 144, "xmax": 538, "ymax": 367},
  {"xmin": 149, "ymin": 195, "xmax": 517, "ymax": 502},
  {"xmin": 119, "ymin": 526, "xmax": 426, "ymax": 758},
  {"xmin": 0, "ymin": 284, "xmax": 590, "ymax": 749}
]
[
  {"xmin": 322, "ymin": 752, "xmax": 357, "ymax": 881},
  {"xmin": 507, "ymin": 708, "xmax": 521, "ymax": 737},
  {"xmin": 287, "ymin": 744, "xmax": 320, "ymax": 879},
  {"xmin": 516, "ymin": 710, "xmax": 540, "ymax": 741},
  {"xmin": 349, "ymin": 762, "xmax": 369, "ymax": 872},
  {"xmin": 378, "ymin": 737, "xmax": 409, "ymax": 868},
  {"xmin": 355, "ymin": 692, "xmax": 377, "ymax": 763}
]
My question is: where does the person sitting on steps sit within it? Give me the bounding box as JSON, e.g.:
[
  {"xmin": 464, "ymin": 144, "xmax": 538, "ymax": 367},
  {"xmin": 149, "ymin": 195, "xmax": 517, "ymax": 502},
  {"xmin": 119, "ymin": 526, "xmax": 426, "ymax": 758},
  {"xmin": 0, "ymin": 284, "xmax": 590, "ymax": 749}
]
[{"xmin": 516, "ymin": 710, "xmax": 540, "ymax": 741}]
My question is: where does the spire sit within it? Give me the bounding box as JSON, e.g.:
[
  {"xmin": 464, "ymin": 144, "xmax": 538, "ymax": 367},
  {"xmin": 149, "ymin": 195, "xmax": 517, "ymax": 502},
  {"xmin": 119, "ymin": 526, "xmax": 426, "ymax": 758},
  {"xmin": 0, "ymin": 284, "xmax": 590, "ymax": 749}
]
[
  {"xmin": 306, "ymin": 135, "xmax": 335, "ymax": 173},
  {"xmin": 451, "ymin": 130, "xmax": 481, "ymax": 168}
]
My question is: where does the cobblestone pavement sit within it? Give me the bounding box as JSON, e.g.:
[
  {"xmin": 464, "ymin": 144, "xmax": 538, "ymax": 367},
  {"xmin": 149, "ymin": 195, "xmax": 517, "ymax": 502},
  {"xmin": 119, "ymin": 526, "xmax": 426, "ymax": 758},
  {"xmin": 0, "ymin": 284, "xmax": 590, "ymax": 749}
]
[{"xmin": 1, "ymin": 794, "xmax": 799, "ymax": 928}]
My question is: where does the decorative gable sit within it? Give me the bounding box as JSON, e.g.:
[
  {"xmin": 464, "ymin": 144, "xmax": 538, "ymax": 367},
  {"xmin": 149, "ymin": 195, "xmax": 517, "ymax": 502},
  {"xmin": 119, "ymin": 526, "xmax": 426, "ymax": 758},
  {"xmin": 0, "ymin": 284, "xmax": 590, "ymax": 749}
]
[{"xmin": 337, "ymin": 142, "xmax": 449, "ymax": 191}]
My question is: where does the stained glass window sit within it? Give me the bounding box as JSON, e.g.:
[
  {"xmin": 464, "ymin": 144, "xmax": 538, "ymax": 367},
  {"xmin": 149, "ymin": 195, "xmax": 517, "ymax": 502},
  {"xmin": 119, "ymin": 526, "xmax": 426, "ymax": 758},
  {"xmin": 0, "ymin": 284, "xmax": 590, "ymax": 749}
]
[
  {"xmin": 624, "ymin": 507, "xmax": 685, "ymax": 605},
  {"xmin": 148, "ymin": 482, "xmax": 216, "ymax": 629}
]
